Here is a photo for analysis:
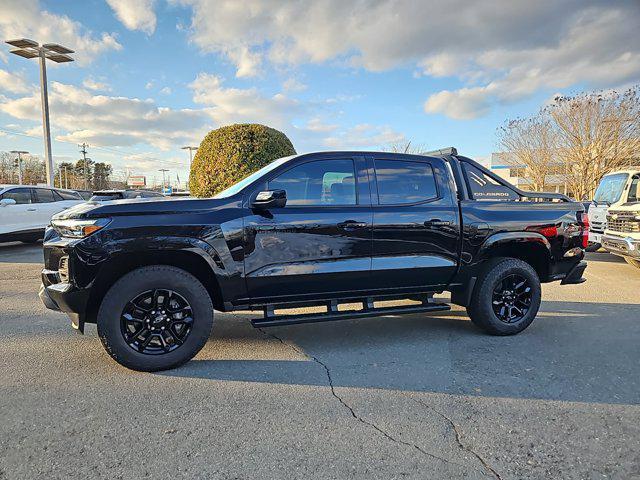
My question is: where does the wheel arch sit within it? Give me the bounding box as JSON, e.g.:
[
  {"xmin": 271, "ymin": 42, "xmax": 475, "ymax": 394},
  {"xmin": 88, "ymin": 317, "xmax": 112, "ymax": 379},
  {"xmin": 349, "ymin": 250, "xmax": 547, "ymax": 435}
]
[
  {"xmin": 85, "ymin": 249, "xmax": 224, "ymax": 324},
  {"xmin": 478, "ymin": 232, "xmax": 552, "ymax": 281}
]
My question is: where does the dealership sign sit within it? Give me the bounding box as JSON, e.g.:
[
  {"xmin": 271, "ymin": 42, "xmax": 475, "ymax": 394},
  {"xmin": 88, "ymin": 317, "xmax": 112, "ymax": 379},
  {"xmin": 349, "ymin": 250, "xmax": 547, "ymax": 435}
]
[{"xmin": 127, "ymin": 175, "xmax": 146, "ymax": 187}]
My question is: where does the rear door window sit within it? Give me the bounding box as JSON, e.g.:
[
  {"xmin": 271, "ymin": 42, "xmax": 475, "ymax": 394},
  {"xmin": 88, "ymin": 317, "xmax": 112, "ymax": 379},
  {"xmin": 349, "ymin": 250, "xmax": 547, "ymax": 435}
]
[
  {"xmin": 55, "ymin": 190, "xmax": 82, "ymax": 200},
  {"xmin": 374, "ymin": 159, "xmax": 438, "ymax": 205},
  {"xmin": 462, "ymin": 163, "xmax": 519, "ymax": 201},
  {"xmin": 34, "ymin": 188, "xmax": 56, "ymax": 203}
]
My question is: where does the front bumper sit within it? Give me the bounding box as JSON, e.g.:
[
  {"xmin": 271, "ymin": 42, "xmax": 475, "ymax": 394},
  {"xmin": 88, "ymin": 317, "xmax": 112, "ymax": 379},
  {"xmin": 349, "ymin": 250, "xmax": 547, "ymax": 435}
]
[
  {"xmin": 602, "ymin": 234, "xmax": 640, "ymax": 259},
  {"xmin": 39, "ymin": 269, "xmax": 89, "ymax": 333}
]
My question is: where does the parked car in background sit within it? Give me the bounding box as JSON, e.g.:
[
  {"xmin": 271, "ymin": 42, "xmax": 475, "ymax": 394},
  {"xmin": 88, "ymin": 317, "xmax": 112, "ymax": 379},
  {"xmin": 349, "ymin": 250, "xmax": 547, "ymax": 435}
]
[
  {"xmin": 601, "ymin": 170, "xmax": 640, "ymax": 270},
  {"xmin": 0, "ymin": 185, "xmax": 84, "ymax": 243},
  {"xmin": 74, "ymin": 190, "xmax": 93, "ymax": 200},
  {"xmin": 89, "ymin": 189, "xmax": 164, "ymax": 201},
  {"xmin": 588, "ymin": 169, "xmax": 640, "ymax": 250}
]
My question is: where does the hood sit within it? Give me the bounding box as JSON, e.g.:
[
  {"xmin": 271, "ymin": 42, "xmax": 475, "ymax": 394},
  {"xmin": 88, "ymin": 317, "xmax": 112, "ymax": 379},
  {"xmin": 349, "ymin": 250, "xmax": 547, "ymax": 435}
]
[
  {"xmin": 52, "ymin": 196, "xmax": 236, "ymax": 220},
  {"xmin": 607, "ymin": 203, "xmax": 640, "ymax": 214}
]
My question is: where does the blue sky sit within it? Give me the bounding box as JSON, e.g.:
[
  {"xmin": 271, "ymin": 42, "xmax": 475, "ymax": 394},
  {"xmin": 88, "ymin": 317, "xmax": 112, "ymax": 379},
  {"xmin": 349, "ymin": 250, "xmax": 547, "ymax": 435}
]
[{"xmin": 0, "ymin": 0, "xmax": 638, "ymax": 185}]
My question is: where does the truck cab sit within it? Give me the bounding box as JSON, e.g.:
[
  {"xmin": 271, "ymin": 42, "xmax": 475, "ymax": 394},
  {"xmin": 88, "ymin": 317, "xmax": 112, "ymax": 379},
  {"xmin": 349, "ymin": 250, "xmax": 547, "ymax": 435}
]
[
  {"xmin": 588, "ymin": 170, "xmax": 639, "ymax": 247},
  {"xmin": 600, "ymin": 169, "xmax": 640, "ymax": 269}
]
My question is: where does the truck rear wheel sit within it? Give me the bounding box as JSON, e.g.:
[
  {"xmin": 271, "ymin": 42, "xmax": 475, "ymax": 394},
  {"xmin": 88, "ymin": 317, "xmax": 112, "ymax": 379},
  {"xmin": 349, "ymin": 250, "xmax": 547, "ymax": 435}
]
[
  {"xmin": 97, "ymin": 265, "xmax": 214, "ymax": 372},
  {"xmin": 625, "ymin": 257, "xmax": 640, "ymax": 269},
  {"xmin": 466, "ymin": 258, "xmax": 541, "ymax": 335}
]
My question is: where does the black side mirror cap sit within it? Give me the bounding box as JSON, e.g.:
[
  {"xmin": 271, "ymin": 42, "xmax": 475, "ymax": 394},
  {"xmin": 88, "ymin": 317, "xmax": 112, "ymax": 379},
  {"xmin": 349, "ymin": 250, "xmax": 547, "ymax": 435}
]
[{"xmin": 251, "ymin": 190, "xmax": 287, "ymax": 209}]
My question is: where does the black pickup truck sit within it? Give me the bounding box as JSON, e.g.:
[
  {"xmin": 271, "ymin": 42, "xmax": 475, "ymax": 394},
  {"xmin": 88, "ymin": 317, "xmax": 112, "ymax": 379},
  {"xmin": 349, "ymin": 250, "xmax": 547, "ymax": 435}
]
[{"xmin": 40, "ymin": 148, "xmax": 588, "ymax": 371}]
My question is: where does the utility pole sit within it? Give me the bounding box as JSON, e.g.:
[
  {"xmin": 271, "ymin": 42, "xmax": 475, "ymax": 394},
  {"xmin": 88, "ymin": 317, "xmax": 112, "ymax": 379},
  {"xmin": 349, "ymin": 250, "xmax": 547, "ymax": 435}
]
[
  {"xmin": 158, "ymin": 169, "xmax": 169, "ymax": 193},
  {"xmin": 10, "ymin": 150, "xmax": 28, "ymax": 185},
  {"xmin": 6, "ymin": 39, "xmax": 74, "ymax": 186},
  {"xmin": 79, "ymin": 143, "xmax": 89, "ymax": 189}
]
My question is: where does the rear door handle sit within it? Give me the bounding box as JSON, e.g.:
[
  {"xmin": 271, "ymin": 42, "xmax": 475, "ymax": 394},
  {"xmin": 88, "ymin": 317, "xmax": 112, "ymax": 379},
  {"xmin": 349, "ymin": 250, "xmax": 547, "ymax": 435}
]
[
  {"xmin": 337, "ymin": 220, "xmax": 368, "ymax": 230},
  {"xmin": 27, "ymin": 208, "xmax": 37, "ymax": 212},
  {"xmin": 424, "ymin": 219, "xmax": 451, "ymax": 227}
]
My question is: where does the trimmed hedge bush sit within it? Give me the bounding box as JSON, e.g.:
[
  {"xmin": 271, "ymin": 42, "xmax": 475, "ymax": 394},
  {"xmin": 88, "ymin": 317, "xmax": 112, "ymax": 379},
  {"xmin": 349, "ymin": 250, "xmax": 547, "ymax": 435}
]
[{"xmin": 189, "ymin": 124, "xmax": 296, "ymax": 198}]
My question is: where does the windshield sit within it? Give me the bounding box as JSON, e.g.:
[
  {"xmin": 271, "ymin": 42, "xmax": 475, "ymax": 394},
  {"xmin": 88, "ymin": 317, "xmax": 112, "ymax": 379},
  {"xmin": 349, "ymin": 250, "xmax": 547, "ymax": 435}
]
[
  {"xmin": 213, "ymin": 156, "xmax": 296, "ymax": 199},
  {"xmin": 593, "ymin": 173, "xmax": 628, "ymax": 204}
]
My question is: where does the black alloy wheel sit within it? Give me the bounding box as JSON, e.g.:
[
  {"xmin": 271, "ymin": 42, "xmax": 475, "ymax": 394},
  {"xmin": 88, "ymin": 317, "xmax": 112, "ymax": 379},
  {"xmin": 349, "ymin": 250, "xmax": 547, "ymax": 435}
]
[
  {"xmin": 120, "ymin": 289, "xmax": 194, "ymax": 355},
  {"xmin": 491, "ymin": 274, "xmax": 532, "ymax": 323}
]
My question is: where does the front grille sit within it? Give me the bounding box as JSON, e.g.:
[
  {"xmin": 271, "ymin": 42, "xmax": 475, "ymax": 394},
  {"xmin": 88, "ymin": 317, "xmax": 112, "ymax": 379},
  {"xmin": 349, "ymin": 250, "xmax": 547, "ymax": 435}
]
[
  {"xmin": 607, "ymin": 212, "xmax": 640, "ymax": 233},
  {"xmin": 590, "ymin": 221, "xmax": 605, "ymax": 234}
]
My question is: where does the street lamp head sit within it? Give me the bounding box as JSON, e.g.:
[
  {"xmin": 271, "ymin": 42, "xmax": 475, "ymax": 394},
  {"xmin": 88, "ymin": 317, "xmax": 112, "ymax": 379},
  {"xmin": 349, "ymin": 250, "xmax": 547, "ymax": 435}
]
[
  {"xmin": 9, "ymin": 150, "xmax": 29, "ymax": 155},
  {"xmin": 46, "ymin": 53, "xmax": 74, "ymax": 63},
  {"xmin": 6, "ymin": 38, "xmax": 38, "ymax": 48},
  {"xmin": 9, "ymin": 48, "xmax": 39, "ymax": 59},
  {"xmin": 42, "ymin": 43, "xmax": 74, "ymax": 54}
]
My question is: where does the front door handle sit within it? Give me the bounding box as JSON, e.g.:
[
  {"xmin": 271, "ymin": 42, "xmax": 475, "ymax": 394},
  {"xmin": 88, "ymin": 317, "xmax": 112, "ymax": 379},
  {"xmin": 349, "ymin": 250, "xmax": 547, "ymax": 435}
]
[
  {"xmin": 424, "ymin": 219, "xmax": 451, "ymax": 227},
  {"xmin": 27, "ymin": 208, "xmax": 37, "ymax": 212},
  {"xmin": 337, "ymin": 220, "xmax": 368, "ymax": 230}
]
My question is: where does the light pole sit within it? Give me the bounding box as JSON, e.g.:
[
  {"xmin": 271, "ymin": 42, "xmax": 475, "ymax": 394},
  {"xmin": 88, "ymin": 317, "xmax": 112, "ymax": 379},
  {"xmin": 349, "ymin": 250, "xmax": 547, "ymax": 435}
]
[
  {"xmin": 158, "ymin": 169, "xmax": 169, "ymax": 193},
  {"xmin": 5, "ymin": 39, "xmax": 74, "ymax": 187},
  {"xmin": 181, "ymin": 146, "xmax": 198, "ymax": 184},
  {"xmin": 9, "ymin": 150, "xmax": 28, "ymax": 185}
]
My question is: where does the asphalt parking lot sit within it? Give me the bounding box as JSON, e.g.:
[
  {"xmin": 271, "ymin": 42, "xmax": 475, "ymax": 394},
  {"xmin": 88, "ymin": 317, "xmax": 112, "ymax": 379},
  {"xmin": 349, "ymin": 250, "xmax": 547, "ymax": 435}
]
[{"xmin": 0, "ymin": 243, "xmax": 638, "ymax": 479}]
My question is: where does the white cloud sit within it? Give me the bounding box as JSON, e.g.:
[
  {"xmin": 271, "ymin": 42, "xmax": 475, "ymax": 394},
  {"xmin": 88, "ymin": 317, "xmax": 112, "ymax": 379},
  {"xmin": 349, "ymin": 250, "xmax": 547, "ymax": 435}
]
[
  {"xmin": 0, "ymin": 0, "xmax": 121, "ymax": 65},
  {"xmin": 160, "ymin": 86, "xmax": 172, "ymax": 95},
  {"xmin": 303, "ymin": 117, "xmax": 338, "ymax": 133},
  {"xmin": 0, "ymin": 81, "xmax": 210, "ymax": 150},
  {"xmin": 173, "ymin": 0, "xmax": 640, "ymax": 118},
  {"xmin": 189, "ymin": 73, "xmax": 303, "ymax": 129},
  {"xmin": 82, "ymin": 77, "xmax": 111, "ymax": 92},
  {"xmin": 0, "ymin": 69, "xmax": 33, "ymax": 94},
  {"xmin": 282, "ymin": 78, "xmax": 307, "ymax": 92},
  {"xmin": 145, "ymin": 81, "xmax": 154, "ymax": 90},
  {"xmin": 106, "ymin": 0, "xmax": 157, "ymax": 35},
  {"xmin": 323, "ymin": 124, "xmax": 405, "ymax": 149}
]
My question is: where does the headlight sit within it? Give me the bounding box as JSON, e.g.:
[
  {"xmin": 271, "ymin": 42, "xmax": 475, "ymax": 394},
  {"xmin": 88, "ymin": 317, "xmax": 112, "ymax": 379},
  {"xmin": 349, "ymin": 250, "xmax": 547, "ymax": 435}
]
[{"xmin": 51, "ymin": 218, "xmax": 111, "ymax": 238}]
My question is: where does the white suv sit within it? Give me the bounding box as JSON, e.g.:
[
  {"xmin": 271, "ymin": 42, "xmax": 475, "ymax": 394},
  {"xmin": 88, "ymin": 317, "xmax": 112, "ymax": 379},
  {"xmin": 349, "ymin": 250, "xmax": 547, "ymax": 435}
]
[{"xmin": 0, "ymin": 185, "xmax": 84, "ymax": 243}]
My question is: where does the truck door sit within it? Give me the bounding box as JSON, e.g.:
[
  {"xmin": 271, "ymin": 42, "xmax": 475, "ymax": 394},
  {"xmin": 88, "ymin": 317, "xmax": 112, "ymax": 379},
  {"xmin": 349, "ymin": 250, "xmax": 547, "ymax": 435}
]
[
  {"xmin": 243, "ymin": 156, "xmax": 373, "ymax": 302},
  {"xmin": 369, "ymin": 155, "xmax": 460, "ymax": 290}
]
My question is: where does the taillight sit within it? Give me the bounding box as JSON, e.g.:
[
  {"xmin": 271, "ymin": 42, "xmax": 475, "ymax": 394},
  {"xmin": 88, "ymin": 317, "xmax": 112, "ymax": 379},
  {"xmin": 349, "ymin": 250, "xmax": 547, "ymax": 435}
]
[
  {"xmin": 578, "ymin": 211, "xmax": 589, "ymax": 248},
  {"xmin": 526, "ymin": 225, "xmax": 558, "ymax": 238}
]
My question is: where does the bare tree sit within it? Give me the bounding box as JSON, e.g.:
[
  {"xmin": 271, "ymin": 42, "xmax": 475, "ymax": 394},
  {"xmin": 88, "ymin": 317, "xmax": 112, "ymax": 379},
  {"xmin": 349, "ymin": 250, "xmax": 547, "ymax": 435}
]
[
  {"xmin": 498, "ymin": 85, "xmax": 640, "ymax": 199},
  {"xmin": 498, "ymin": 116, "xmax": 558, "ymax": 192},
  {"xmin": 383, "ymin": 141, "xmax": 425, "ymax": 154},
  {"xmin": 546, "ymin": 87, "xmax": 640, "ymax": 199}
]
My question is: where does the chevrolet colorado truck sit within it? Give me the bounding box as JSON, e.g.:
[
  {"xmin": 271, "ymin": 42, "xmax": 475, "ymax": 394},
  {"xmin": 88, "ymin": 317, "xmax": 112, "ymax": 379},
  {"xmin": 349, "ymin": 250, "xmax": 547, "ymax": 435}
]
[{"xmin": 39, "ymin": 148, "xmax": 588, "ymax": 371}]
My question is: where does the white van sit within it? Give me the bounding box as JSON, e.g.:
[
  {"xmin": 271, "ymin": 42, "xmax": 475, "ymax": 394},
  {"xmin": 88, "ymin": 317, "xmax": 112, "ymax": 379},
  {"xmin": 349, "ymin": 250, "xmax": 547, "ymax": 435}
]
[
  {"xmin": 0, "ymin": 185, "xmax": 84, "ymax": 243},
  {"xmin": 588, "ymin": 168, "xmax": 640, "ymax": 249}
]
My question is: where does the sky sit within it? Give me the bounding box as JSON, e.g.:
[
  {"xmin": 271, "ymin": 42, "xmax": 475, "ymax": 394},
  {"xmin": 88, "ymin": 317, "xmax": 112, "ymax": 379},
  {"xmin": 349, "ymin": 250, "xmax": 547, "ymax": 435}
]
[{"xmin": 0, "ymin": 0, "xmax": 639, "ymax": 186}]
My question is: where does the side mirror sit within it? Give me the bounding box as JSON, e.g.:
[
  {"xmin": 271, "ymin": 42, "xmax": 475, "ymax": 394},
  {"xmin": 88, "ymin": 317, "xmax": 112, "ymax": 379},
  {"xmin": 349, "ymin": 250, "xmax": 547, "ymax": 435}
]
[
  {"xmin": 251, "ymin": 190, "xmax": 286, "ymax": 209},
  {"xmin": 0, "ymin": 198, "xmax": 16, "ymax": 207}
]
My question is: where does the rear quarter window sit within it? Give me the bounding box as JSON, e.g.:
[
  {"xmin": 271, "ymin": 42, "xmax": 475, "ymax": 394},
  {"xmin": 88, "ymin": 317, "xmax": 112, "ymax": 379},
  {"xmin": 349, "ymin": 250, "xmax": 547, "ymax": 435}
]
[{"xmin": 462, "ymin": 163, "xmax": 519, "ymax": 201}]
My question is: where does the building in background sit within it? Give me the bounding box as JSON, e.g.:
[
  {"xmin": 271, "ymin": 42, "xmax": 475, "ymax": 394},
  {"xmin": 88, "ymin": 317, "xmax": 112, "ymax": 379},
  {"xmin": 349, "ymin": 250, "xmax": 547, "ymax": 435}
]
[{"xmin": 488, "ymin": 152, "xmax": 569, "ymax": 195}]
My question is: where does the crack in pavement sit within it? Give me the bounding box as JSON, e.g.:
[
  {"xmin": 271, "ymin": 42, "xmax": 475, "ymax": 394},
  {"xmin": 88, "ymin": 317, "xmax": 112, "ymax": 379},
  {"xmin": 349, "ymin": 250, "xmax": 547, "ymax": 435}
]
[
  {"xmin": 256, "ymin": 327, "xmax": 469, "ymax": 470},
  {"xmin": 408, "ymin": 396, "xmax": 502, "ymax": 480}
]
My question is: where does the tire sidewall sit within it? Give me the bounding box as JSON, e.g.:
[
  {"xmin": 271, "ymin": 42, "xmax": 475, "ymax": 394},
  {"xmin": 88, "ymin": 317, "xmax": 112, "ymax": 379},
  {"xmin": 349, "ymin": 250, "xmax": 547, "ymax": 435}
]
[
  {"xmin": 97, "ymin": 266, "xmax": 214, "ymax": 371},
  {"xmin": 470, "ymin": 258, "xmax": 542, "ymax": 335}
]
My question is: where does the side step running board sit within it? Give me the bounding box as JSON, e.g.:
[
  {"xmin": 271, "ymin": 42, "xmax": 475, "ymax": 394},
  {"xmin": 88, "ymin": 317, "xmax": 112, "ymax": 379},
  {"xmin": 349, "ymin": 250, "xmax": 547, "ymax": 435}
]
[{"xmin": 251, "ymin": 301, "xmax": 450, "ymax": 328}]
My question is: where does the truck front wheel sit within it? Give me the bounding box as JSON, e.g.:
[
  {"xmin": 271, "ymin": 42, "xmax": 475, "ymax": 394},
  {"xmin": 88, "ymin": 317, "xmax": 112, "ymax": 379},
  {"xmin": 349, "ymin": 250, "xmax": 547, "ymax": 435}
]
[
  {"xmin": 97, "ymin": 265, "xmax": 214, "ymax": 372},
  {"xmin": 466, "ymin": 258, "xmax": 541, "ymax": 335},
  {"xmin": 625, "ymin": 257, "xmax": 640, "ymax": 269}
]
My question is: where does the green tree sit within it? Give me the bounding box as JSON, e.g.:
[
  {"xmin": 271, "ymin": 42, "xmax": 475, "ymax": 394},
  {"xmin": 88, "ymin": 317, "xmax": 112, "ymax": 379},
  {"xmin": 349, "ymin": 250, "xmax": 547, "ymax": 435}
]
[
  {"xmin": 93, "ymin": 162, "xmax": 112, "ymax": 190},
  {"xmin": 189, "ymin": 123, "xmax": 296, "ymax": 197}
]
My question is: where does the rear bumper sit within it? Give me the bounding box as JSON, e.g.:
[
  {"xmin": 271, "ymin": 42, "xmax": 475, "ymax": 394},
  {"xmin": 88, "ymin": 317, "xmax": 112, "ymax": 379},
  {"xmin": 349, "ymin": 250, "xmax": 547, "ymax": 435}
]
[{"xmin": 602, "ymin": 234, "xmax": 640, "ymax": 259}]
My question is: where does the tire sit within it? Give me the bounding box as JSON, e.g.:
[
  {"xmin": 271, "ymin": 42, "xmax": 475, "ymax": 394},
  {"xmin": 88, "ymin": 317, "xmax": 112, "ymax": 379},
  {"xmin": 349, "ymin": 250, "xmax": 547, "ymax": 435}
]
[
  {"xmin": 97, "ymin": 265, "xmax": 214, "ymax": 372},
  {"xmin": 466, "ymin": 258, "xmax": 541, "ymax": 336},
  {"xmin": 625, "ymin": 257, "xmax": 640, "ymax": 270}
]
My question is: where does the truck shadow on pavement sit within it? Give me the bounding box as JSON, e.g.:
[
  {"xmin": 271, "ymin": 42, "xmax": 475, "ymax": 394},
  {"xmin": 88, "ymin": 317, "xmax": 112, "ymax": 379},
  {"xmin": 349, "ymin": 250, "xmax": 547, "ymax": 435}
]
[
  {"xmin": 161, "ymin": 300, "xmax": 640, "ymax": 406},
  {"xmin": 0, "ymin": 242, "xmax": 43, "ymax": 264}
]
